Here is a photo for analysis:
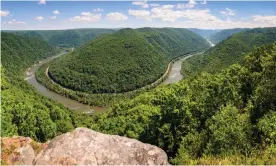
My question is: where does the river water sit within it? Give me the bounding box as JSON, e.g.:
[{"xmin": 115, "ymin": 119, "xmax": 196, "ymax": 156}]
[
  {"xmin": 162, "ymin": 53, "xmax": 197, "ymax": 85},
  {"xmin": 24, "ymin": 52, "xmax": 106, "ymax": 114},
  {"xmin": 206, "ymin": 38, "xmax": 215, "ymax": 47},
  {"xmin": 25, "ymin": 52, "xmax": 198, "ymax": 113}
]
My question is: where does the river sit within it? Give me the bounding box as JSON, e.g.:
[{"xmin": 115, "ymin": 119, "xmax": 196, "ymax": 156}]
[
  {"xmin": 24, "ymin": 52, "xmax": 105, "ymax": 114},
  {"xmin": 25, "ymin": 51, "xmax": 199, "ymax": 113},
  {"xmin": 162, "ymin": 53, "xmax": 198, "ymax": 85},
  {"xmin": 206, "ymin": 38, "xmax": 215, "ymax": 47}
]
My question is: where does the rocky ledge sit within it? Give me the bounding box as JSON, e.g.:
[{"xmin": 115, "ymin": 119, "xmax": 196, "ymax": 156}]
[{"xmin": 1, "ymin": 128, "xmax": 169, "ymax": 165}]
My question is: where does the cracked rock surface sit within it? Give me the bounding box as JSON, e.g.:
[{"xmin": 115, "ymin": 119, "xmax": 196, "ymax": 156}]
[{"xmin": 34, "ymin": 128, "xmax": 169, "ymax": 165}]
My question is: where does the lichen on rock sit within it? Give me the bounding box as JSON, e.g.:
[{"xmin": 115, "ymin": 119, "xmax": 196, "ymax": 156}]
[{"xmin": 1, "ymin": 128, "xmax": 169, "ymax": 165}]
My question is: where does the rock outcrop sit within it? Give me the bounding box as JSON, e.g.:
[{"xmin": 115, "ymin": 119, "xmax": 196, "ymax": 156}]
[
  {"xmin": 1, "ymin": 128, "xmax": 169, "ymax": 165},
  {"xmin": 1, "ymin": 137, "xmax": 46, "ymax": 165}
]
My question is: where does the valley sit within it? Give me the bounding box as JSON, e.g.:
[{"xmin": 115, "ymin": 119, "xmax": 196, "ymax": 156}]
[
  {"xmin": 182, "ymin": 27, "xmax": 276, "ymax": 78},
  {"xmin": 1, "ymin": 7, "xmax": 276, "ymax": 164},
  {"xmin": 161, "ymin": 52, "xmax": 203, "ymax": 85},
  {"xmin": 24, "ymin": 51, "xmax": 105, "ymax": 113},
  {"xmin": 25, "ymin": 49, "xmax": 201, "ymax": 112}
]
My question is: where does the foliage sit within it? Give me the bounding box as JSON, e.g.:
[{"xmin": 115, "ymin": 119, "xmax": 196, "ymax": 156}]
[
  {"xmin": 205, "ymin": 105, "xmax": 252, "ymax": 155},
  {"xmin": 1, "ymin": 32, "xmax": 75, "ymax": 141},
  {"xmin": 6, "ymin": 28, "xmax": 115, "ymax": 47},
  {"xmin": 82, "ymin": 43, "xmax": 276, "ymax": 164},
  {"xmin": 2, "ymin": 30, "xmax": 276, "ymax": 165},
  {"xmin": 172, "ymin": 145, "xmax": 276, "ymax": 165},
  {"xmin": 181, "ymin": 27, "xmax": 276, "ymax": 78},
  {"xmin": 46, "ymin": 28, "xmax": 210, "ymax": 94},
  {"xmin": 35, "ymin": 58, "xmax": 175, "ymax": 106}
]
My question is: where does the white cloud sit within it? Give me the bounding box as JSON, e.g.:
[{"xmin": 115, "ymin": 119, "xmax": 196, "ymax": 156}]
[
  {"xmin": 132, "ymin": 0, "xmax": 149, "ymax": 8},
  {"xmin": 150, "ymin": 5, "xmax": 221, "ymax": 22},
  {"xmin": 201, "ymin": 0, "xmax": 207, "ymax": 5},
  {"xmin": 150, "ymin": 4, "xmax": 160, "ymax": 7},
  {"xmin": 220, "ymin": 8, "xmax": 235, "ymax": 16},
  {"xmin": 53, "ymin": 10, "xmax": 60, "ymax": 15},
  {"xmin": 252, "ymin": 15, "xmax": 276, "ymax": 25},
  {"xmin": 106, "ymin": 12, "xmax": 128, "ymax": 21},
  {"xmin": 166, "ymin": 13, "xmax": 276, "ymax": 29},
  {"xmin": 50, "ymin": 16, "xmax": 57, "ymax": 19},
  {"xmin": 3, "ymin": 19, "xmax": 26, "ymax": 24},
  {"xmin": 38, "ymin": 0, "xmax": 46, "ymax": 5},
  {"xmin": 151, "ymin": 5, "xmax": 186, "ymax": 22},
  {"xmin": 176, "ymin": 4, "xmax": 186, "ymax": 9},
  {"xmin": 176, "ymin": 0, "xmax": 197, "ymax": 9},
  {"xmin": 70, "ymin": 12, "xmax": 101, "ymax": 22},
  {"xmin": 187, "ymin": 0, "xmax": 197, "ymax": 8},
  {"xmin": 128, "ymin": 3, "xmax": 276, "ymax": 29},
  {"xmin": 1, "ymin": 10, "xmax": 9, "ymax": 17},
  {"xmin": 93, "ymin": 8, "xmax": 103, "ymax": 12},
  {"xmin": 128, "ymin": 9, "xmax": 151, "ymax": 21},
  {"xmin": 34, "ymin": 16, "xmax": 44, "ymax": 22},
  {"xmin": 80, "ymin": 12, "xmax": 91, "ymax": 16}
]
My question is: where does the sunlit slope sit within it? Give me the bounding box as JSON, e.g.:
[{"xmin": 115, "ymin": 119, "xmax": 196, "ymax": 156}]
[
  {"xmin": 1, "ymin": 32, "xmax": 74, "ymax": 141},
  {"xmin": 181, "ymin": 27, "xmax": 276, "ymax": 78},
  {"xmin": 87, "ymin": 43, "xmax": 276, "ymax": 164},
  {"xmin": 48, "ymin": 28, "xmax": 210, "ymax": 93},
  {"xmin": 1, "ymin": 32, "xmax": 57, "ymax": 75}
]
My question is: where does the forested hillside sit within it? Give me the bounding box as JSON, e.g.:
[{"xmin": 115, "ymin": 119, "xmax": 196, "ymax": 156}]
[
  {"xmin": 208, "ymin": 28, "xmax": 248, "ymax": 44},
  {"xmin": 47, "ymin": 28, "xmax": 210, "ymax": 94},
  {"xmin": 181, "ymin": 27, "xmax": 276, "ymax": 78},
  {"xmin": 1, "ymin": 32, "xmax": 75, "ymax": 141},
  {"xmin": 1, "ymin": 31, "xmax": 276, "ymax": 164},
  {"xmin": 74, "ymin": 43, "xmax": 276, "ymax": 164},
  {"xmin": 188, "ymin": 28, "xmax": 220, "ymax": 38},
  {"xmin": 7, "ymin": 28, "xmax": 115, "ymax": 47}
]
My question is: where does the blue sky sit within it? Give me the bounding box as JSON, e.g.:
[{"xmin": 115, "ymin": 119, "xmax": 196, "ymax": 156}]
[{"xmin": 1, "ymin": 0, "xmax": 276, "ymax": 30}]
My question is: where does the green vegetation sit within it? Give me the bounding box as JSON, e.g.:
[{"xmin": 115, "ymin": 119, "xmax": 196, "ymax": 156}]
[
  {"xmin": 46, "ymin": 28, "xmax": 210, "ymax": 94},
  {"xmin": 6, "ymin": 28, "xmax": 115, "ymax": 47},
  {"xmin": 36, "ymin": 59, "xmax": 171, "ymax": 106},
  {"xmin": 208, "ymin": 28, "xmax": 248, "ymax": 44},
  {"xmin": 2, "ymin": 30, "xmax": 275, "ymax": 165},
  {"xmin": 1, "ymin": 32, "xmax": 75, "ymax": 141},
  {"xmin": 182, "ymin": 27, "xmax": 276, "ymax": 78},
  {"xmin": 72, "ymin": 43, "xmax": 275, "ymax": 164},
  {"xmin": 188, "ymin": 28, "xmax": 220, "ymax": 38}
]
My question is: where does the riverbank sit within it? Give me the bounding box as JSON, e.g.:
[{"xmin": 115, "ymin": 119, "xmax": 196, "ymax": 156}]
[
  {"xmin": 27, "ymin": 51, "xmax": 201, "ymax": 112},
  {"xmin": 24, "ymin": 52, "xmax": 105, "ymax": 113}
]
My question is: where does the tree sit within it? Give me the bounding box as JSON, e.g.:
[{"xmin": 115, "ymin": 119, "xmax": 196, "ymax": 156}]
[{"xmin": 205, "ymin": 105, "xmax": 252, "ymax": 155}]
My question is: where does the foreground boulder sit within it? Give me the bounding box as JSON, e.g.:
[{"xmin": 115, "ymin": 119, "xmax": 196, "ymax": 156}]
[
  {"xmin": 34, "ymin": 128, "xmax": 169, "ymax": 165},
  {"xmin": 1, "ymin": 137, "xmax": 46, "ymax": 165}
]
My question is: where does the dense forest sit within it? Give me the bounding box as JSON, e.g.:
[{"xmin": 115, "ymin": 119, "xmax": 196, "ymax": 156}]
[
  {"xmin": 181, "ymin": 27, "xmax": 276, "ymax": 78},
  {"xmin": 47, "ymin": 28, "xmax": 210, "ymax": 94},
  {"xmin": 6, "ymin": 28, "xmax": 115, "ymax": 47},
  {"xmin": 1, "ymin": 32, "xmax": 75, "ymax": 141},
  {"xmin": 2, "ymin": 30, "xmax": 276, "ymax": 164},
  {"xmin": 208, "ymin": 28, "xmax": 249, "ymax": 44},
  {"xmin": 73, "ymin": 43, "xmax": 275, "ymax": 164}
]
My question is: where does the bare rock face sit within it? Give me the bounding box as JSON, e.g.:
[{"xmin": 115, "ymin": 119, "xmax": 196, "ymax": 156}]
[
  {"xmin": 1, "ymin": 136, "xmax": 45, "ymax": 165},
  {"xmin": 34, "ymin": 128, "xmax": 169, "ymax": 165}
]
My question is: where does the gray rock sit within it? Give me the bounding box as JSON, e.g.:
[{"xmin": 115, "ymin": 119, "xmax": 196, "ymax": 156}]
[
  {"xmin": 20, "ymin": 144, "xmax": 36, "ymax": 165},
  {"xmin": 34, "ymin": 128, "xmax": 169, "ymax": 165}
]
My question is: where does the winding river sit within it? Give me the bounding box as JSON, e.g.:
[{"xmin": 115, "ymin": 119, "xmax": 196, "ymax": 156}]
[
  {"xmin": 161, "ymin": 53, "xmax": 198, "ymax": 85},
  {"xmin": 25, "ymin": 51, "xmax": 199, "ymax": 113},
  {"xmin": 25, "ymin": 52, "xmax": 106, "ymax": 114}
]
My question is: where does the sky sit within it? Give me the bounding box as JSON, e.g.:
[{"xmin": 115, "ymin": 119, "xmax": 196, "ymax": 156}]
[{"xmin": 1, "ymin": 0, "xmax": 276, "ymax": 30}]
